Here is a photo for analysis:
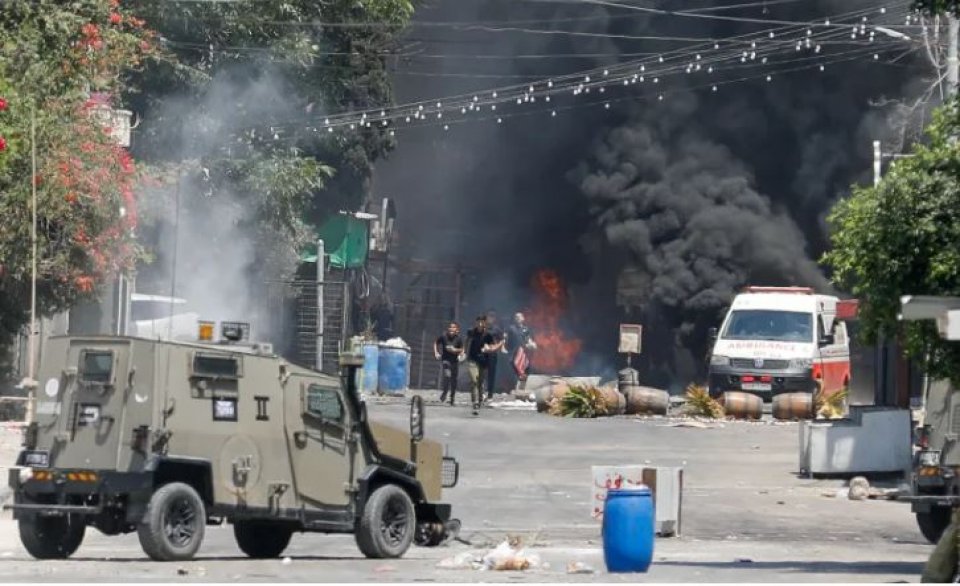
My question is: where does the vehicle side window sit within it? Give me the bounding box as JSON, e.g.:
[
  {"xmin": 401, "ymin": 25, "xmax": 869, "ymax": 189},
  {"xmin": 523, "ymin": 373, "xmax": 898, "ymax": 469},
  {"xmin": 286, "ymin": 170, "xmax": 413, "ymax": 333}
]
[
  {"xmin": 191, "ymin": 352, "xmax": 241, "ymax": 380},
  {"xmin": 306, "ymin": 385, "xmax": 343, "ymax": 422},
  {"xmin": 79, "ymin": 350, "xmax": 114, "ymax": 385}
]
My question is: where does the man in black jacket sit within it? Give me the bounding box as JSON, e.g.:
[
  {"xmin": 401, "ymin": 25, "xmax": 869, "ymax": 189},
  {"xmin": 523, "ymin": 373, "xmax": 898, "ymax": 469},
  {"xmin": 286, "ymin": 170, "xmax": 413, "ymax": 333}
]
[
  {"xmin": 434, "ymin": 322, "xmax": 464, "ymax": 405},
  {"xmin": 464, "ymin": 316, "xmax": 495, "ymax": 415}
]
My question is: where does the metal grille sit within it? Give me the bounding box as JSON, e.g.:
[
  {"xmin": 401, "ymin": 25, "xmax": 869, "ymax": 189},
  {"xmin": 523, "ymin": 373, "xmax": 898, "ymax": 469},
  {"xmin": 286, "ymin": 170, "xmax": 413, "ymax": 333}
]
[
  {"xmin": 731, "ymin": 358, "xmax": 790, "ymax": 370},
  {"xmin": 261, "ymin": 273, "xmax": 349, "ymax": 374},
  {"xmin": 394, "ymin": 269, "xmax": 463, "ymax": 389}
]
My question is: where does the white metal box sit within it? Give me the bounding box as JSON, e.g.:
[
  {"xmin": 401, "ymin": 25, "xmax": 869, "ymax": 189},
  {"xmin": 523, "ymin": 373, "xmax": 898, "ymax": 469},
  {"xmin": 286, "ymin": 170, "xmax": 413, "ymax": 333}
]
[{"xmin": 799, "ymin": 406, "xmax": 911, "ymax": 476}]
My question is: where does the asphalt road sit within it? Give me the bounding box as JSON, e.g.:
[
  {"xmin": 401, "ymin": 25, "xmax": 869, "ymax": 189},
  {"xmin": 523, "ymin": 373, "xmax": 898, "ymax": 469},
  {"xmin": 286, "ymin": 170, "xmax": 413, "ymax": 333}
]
[{"xmin": 0, "ymin": 392, "xmax": 933, "ymax": 582}]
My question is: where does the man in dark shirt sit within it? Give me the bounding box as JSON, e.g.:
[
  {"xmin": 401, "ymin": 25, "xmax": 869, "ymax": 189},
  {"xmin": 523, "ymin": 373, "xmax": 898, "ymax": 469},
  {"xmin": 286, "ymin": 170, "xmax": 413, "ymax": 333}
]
[
  {"xmin": 464, "ymin": 316, "xmax": 495, "ymax": 415},
  {"xmin": 506, "ymin": 312, "xmax": 536, "ymax": 391},
  {"xmin": 484, "ymin": 310, "xmax": 506, "ymax": 400},
  {"xmin": 434, "ymin": 322, "xmax": 464, "ymax": 405}
]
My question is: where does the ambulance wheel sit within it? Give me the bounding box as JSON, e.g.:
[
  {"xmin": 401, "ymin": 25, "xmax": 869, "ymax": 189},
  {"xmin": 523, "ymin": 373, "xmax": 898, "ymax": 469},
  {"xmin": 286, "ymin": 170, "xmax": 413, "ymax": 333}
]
[
  {"xmin": 917, "ymin": 507, "xmax": 952, "ymax": 544},
  {"xmin": 137, "ymin": 482, "xmax": 206, "ymax": 561},
  {"xmin": 356, "ymin": 484, "xmax": 415, "ymax": 559},
  {"xmin": 234, "ymin": 521, "xmax": 293, "ymax": 558},
  {"xmin": 18, "ymin": 514, "xmax": 85, "ymax": 559}
]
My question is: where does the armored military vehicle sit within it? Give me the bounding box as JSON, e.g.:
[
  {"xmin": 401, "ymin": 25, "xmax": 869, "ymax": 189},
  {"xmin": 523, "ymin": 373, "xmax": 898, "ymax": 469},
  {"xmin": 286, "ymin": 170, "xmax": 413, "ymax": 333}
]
[
  {"xmin": 5, "ymin": 321, "xmax": 459, "ymax": 561},
  {"xmin": 897, "ymin": 296, "xmax": 960, "ymax": 544}
]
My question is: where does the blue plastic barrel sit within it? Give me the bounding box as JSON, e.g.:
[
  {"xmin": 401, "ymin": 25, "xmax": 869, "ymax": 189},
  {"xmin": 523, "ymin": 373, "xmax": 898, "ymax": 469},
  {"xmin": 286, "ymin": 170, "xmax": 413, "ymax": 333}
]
[
  {"xmin": 602, "ymin": 487, "xmax": 655, "ymax": 573},
  {"xmin": 377, "ymin": 345, "xmax": 410, "ymax": 395},
  {"xmin": 358, "ymin": 343, "xmax": 379, "ymax": 394}
]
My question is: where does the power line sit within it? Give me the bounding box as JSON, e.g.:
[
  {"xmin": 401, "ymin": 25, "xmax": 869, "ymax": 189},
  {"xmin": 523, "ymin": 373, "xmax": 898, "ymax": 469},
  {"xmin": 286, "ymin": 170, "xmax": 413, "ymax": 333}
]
[
  {"xmin": 268, "ymin": 16, "xmax": 913, "ymax": 129},
  {"xmin": 259, "ymin": 43, "xmax": 917, "ymax": 140},
  {"xmin": 151, "ymin": 0, "xmax": 815, "ymax": 29},
  {"xmin": 171, "ymin": 2, "xmax": 913, "ymax": 132}
]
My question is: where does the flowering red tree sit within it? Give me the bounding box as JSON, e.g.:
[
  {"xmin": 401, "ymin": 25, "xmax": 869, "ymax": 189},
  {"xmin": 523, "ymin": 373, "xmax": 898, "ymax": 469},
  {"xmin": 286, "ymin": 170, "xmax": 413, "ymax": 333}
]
[{"xmin": 0, "ymin": 0, "xmax": 155, "ymax": 345}]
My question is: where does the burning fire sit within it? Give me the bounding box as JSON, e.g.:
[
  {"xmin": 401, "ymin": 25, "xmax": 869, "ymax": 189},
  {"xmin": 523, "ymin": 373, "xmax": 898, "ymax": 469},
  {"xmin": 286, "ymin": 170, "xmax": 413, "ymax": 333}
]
[{"xmin": 525, "ymin": 269, "xmax": 582, "ymax": 373}]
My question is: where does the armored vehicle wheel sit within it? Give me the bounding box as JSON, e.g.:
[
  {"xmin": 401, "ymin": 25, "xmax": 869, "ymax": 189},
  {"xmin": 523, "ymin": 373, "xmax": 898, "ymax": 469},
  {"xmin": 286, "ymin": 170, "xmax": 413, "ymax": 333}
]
[
  {"xmin": 233, "ymin": 521, "xmax": 293, "ymax": 558},
  {"xmin": 355, "ymin": 484, "xmax": 415, "ymax": 559},
  {"xmin": 137, "ymin": 482, "xmax": 206, "ymax": 561},
  {"xmin": 18, "ymin": 514, "xmax": 85, "ymax": 559},
  {"xmin": 917, "ymin": 507, "xmax": 952, "ymax": 544}
]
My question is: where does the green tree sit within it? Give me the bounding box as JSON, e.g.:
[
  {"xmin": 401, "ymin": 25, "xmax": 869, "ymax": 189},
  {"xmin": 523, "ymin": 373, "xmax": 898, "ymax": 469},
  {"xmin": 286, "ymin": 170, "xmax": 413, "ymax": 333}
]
[
  {"xmin": 912, "ymin": 1, "xmax": 960, "ymax": 16},
  {"xmin": 0, "ymin": 0, "xmax": 154, "ymax": 347},
  {"xmin": 121, "ymin": 0, "xmax": 413, "ymax": 292},
  {"xmin": 823, "ymin": 100, "xmax": 960, "ymax": 385}
]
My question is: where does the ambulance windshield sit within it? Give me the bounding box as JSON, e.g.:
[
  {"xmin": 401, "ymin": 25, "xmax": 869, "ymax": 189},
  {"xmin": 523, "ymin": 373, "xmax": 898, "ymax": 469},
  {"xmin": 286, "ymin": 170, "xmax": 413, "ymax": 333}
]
[{"xmin": 721, "ymin": 310, "xmax": 813, "ymax": 343}]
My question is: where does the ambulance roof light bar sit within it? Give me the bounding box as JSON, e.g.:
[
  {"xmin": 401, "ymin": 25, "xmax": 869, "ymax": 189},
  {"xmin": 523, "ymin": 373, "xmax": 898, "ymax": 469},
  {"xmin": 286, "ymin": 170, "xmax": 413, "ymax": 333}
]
[{"xmin": 742, "ymin": 286, "xmax": 814, "ymax": 294}]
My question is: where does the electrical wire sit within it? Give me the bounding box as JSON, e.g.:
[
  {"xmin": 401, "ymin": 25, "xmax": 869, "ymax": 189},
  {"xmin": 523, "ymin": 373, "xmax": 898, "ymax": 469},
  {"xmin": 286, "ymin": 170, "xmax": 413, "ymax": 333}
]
[
  {"xmin": 348, "ymin": 45, "xmax": 921, "ymax": 135},
  {"xmin": 299, "ymin": 2, "xmax": 913, "ymax": 123},
  {"xmin": 255, "ymin": 33, "xmax": 914, "ymax": 137},
  {"xmin": 172, "ymin": 2, "xmax": 916, "ymax": 133},
  {"xmin": 149, "ymin": 0, "xmax": 817, "ymax": 29}
]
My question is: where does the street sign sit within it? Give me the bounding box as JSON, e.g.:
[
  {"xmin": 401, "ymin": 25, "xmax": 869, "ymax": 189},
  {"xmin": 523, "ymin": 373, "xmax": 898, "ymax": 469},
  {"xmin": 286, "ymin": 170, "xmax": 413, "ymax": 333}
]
[{"xmin": 618, "ymin": 324, "xmax": 642, "ymax": 354}]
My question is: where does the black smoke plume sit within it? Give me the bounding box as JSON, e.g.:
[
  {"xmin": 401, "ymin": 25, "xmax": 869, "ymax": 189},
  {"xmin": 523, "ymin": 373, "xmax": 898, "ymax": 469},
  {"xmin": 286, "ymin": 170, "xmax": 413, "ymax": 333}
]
[{"xmin": 377, "ymin": 0, "xmax": 933, "ymax": 388}]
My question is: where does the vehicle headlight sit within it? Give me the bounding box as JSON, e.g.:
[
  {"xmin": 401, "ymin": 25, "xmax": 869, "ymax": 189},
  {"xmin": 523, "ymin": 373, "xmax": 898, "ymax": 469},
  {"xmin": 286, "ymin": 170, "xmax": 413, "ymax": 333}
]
[
  {"xmin": 919, "ymin": 450, "xmax": 941, "ymax": 468},
  {"xmin": 442, "ymin": 457, "xmax": 459, "ymax": 488},
  {"xmin": 710, "ymin": 354, "xmax": 730, "ymax": 367},
  {"xmin": 789, "ymin": 358, "xmax": 813, "ymax": 369}
]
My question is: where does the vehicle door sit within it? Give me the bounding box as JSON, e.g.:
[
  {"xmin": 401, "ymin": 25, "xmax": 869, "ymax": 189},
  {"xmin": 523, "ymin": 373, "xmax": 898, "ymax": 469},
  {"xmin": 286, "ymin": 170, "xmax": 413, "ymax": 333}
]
[
  {"xmin": 49, "ymin": 341, "xmax": 130, "ymax": 470},
  {"xmin": 283, "ymin": 374, "xmax": 355, "ymax": 508},
  {"xmin": 817, "ymin": 315, "xmax": 849, "ymax": 393}
]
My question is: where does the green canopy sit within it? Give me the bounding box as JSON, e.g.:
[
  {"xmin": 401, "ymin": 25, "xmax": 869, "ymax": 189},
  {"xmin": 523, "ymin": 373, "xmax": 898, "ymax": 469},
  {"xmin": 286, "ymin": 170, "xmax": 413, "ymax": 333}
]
[{"xmin": 300, "ymin": 215, "xmax": 369, "ymax": 269}]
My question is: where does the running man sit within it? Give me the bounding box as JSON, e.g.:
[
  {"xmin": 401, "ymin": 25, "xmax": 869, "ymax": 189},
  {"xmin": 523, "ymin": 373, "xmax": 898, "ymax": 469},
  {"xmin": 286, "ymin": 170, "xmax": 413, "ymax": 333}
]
[{"xmin": 434, "ymin": 322, "xmax": 464, "ymax": 405}]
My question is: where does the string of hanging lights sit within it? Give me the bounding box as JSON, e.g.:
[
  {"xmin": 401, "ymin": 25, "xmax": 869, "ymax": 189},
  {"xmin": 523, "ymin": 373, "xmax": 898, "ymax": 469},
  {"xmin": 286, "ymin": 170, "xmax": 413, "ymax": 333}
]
[{"xmin": 223, "ymin": 2, "xmax": 919, "ymax": 143}]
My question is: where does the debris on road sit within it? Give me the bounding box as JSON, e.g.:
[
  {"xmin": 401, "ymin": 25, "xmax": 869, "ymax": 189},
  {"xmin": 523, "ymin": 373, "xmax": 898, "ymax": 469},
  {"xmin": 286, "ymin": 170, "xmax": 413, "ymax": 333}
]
[
  {"xmin": 661, "ymin": 421, "xmax": 716, "ymax": 429},
  {"xmin": 433, "ymin": 538, "xmax": 539, "ymax": 572},
  {"xmin": 848, "ymin": 476, "xmax": 870, "ymax": 501},
  {"xmin": 566, "ymin": 561, "xmax": 596, "ymax": 574},
  {"xmin": 821, "ymin": 479, "xmax": 900, "ymax": 501},
  {"xmin": 282, "ymin": 556, "xmax": 292, "ymax": 565},
  {"xmin": 490, "ymin": 400, "xmax": 537, "ymax": 411},
  {"xmin": 481, "ymin": 539, "xmax": 541, "ymax": 571},
  {"xmin": 823, "ymin": 488, "xmax": 850, "ymax": 499},
  {"xmin": 176, "ymin": 567, "xmax": 188, "ymax": 576},
  {"xmin": 437, "ymin": 552, "xmax": 480, "ymax": 570}
]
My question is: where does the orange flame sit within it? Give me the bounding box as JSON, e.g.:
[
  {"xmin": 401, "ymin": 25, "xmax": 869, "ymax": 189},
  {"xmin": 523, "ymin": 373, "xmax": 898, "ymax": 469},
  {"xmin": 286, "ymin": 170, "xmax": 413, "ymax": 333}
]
[{"xmin": 525, "ymin": 269, "xmax": 582, "ymax": 373}]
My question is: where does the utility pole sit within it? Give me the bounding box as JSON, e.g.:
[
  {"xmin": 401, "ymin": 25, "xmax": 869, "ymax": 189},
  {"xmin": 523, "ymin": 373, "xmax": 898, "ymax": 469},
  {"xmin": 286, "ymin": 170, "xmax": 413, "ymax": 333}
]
[
  {"xmin": 872, "ymin": 138, "xmax": 888, "ymax": 407},
  {"xmin": 949, "ymin": 15, "xmax": 959, "ymax": 98},
  {"xmin": 25, "ymin": 110, "xmax": 38, "ymax": 424},
  {"xmin": 873, "ymin": 140, "xmax": 882, "ymax": 188},
  {"xmin": 316, "ymin": 239, "xmax": 325, "ymax": 372}
]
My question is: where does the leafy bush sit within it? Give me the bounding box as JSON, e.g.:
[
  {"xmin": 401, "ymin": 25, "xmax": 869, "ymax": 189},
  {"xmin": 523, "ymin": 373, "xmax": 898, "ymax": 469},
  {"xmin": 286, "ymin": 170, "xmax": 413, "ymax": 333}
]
[
  {"xmin": 683, "ymin": 384, "xmax": 725, "ymax": 419},
  {"xmin": 549, "ymin": 385, "xmax": 608, "ymax": 418},
  {"xmin": 814, "ymin": 381, "xmax": 848, "ymax": 420}
]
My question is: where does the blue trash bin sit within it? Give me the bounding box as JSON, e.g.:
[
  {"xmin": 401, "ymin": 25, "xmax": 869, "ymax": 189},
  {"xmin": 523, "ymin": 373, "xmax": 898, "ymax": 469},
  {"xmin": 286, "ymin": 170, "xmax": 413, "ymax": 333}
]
[
  {"xmin": 602, "ymin": 487, "xmax": 655, "ymax": 573},
  {"xmin": 358, "ymin": 343, "xmax": 379, "ymax": 394},
  {"xmin": 377, "ymin": 345, "xmax": 410, "ymax": 395}
]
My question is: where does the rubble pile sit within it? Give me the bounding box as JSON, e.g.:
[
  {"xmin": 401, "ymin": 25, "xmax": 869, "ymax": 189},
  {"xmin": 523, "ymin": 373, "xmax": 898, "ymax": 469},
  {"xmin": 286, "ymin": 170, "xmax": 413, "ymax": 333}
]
[{"xmin": 437, "ymin": 538, "xmax": 543, "ymax": 572}]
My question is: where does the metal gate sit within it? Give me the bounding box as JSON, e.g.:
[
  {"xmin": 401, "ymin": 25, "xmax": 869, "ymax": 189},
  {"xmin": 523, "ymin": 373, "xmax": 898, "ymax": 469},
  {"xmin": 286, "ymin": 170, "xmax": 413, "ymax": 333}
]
[{"xmin": 262, "ymin": 273, "xmax": 350, "ymax": 375}]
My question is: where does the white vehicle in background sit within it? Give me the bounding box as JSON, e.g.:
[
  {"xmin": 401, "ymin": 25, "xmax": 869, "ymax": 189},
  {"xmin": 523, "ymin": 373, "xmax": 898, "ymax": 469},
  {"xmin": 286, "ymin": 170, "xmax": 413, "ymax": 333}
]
[
  {"xmin": 129, "ymin": 293, "xmax": 200, "ymax": 341},
  {"xmin": 707, "ymin": 286, "xmax": 851, "ymax": 402}
]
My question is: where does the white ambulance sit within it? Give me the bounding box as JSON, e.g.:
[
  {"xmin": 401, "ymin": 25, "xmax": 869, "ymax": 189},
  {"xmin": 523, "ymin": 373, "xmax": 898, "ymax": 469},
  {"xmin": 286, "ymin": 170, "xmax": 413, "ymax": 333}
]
[{"xmin": 708, "ymin": 286, "xmax": 851, "ymax": 401}]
